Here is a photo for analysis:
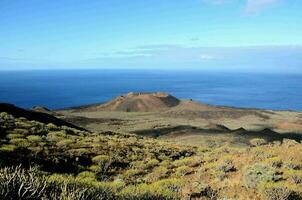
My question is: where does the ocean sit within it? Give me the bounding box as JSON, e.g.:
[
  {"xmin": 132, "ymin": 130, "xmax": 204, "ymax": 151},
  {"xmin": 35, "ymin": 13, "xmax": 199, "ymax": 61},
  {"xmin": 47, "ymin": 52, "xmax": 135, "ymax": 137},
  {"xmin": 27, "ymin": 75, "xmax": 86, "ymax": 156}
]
[{"xmin": 0, "ymin": 70, "xmax": 301, "ymax": 111}]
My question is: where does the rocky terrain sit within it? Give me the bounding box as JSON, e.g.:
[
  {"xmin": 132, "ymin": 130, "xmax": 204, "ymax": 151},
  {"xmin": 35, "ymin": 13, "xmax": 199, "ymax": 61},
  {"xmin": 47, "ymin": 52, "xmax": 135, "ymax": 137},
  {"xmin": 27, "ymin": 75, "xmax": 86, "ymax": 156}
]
[
  {"xmin": 1, "ymin": 92, "xmax": 302, "ymax": 200},
  {"xmin": 59, "ymin": 92, "xmax": 302, "ymax": 147}
]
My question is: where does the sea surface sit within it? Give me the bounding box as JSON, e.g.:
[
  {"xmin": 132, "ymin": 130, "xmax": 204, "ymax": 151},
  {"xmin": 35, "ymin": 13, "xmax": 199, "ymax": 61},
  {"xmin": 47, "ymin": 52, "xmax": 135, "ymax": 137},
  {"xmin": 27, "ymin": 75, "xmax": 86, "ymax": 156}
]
[{"xmin": 0, "ymin": 70, "xmax": 301, "ymax": 111}]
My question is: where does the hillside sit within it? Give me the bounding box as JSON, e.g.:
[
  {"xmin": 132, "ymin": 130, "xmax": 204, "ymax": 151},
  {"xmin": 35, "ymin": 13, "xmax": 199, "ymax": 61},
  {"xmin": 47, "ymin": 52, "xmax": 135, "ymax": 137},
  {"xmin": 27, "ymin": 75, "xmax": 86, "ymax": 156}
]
[
  {"xmin": 75, "ymin": 92, "xmax": 180, "ymax": 112},
  {"xmin": 59, "ymin": 92, "xmax": 302, "ymax": 149},
  {"xmin": 0, "ymin": 103, "xmax": 85, "ymax": 131},
  {"xmin": 1, "ymin": 105, "xmax": 302, "ymax": 199}
]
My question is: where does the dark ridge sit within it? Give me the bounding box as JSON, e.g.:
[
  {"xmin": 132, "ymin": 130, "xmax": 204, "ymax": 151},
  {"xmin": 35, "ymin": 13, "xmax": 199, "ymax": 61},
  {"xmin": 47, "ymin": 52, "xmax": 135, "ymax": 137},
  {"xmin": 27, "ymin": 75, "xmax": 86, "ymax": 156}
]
[
  {"xmin": 132, "ymin": 125, "xmax": 231, "ymax": 138},
  {"xmin": 231, "ymin": 127, "xmax": 247, "ymax": 132},
  {"xmin": 63, "ymin": 115, "xmax": 125, "ymax": 127},
  {"xmin": 235, "ymin": 128, "xmax": 302, "ymax": 143},
  {"xmin": 205, "ymin": 123, "xmax": 230, "ymax": 131},
  {"xmin": 0, "ymin": 103, "xmax": 87, "ymax": 131},
  {"xmin": 132, "ymin": 125, "xmax": 302, "ymax": 143}
]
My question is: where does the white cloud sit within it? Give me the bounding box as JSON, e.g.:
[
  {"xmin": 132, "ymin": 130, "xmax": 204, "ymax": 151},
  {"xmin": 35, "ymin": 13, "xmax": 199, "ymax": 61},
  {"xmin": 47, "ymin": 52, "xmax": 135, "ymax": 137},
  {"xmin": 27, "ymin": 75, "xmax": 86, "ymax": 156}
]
[
  {"xmin": 199, "ymin": 54, "xmax": 216, "ymax": 60},
  {"xmin": 202, "ymin": 0, "xmax": 281, "ymax": 15},
  {"xmin": 244, "ymin": 0, "xmax": 279, "ymax": 14},
  {"xmin": 202, "ymin": 0, "xmax": 233, "ymax": 5}
]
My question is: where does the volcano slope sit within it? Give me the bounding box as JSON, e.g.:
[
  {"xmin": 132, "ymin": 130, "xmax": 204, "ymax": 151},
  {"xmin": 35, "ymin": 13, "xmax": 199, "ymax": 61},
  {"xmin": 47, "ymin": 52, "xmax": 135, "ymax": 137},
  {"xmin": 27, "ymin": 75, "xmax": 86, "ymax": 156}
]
[
  {"xmin": 74, "ymin": 92, "xmax": 180, "ymax": 112},
  {"xmin": 1, "ymin": 104, "xmax": 302, "ymax": 199},
  {"xmin": 59, "ymin": 92, "xmax": 302, "ymax": 148}
]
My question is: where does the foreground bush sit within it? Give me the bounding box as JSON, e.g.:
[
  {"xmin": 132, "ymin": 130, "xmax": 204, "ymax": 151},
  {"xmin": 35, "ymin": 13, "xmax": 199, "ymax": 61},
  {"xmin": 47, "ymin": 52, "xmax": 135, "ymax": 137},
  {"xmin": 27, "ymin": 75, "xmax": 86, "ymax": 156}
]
[
  {"xmin": 0, "ymin": 166, "xmax": 181, "ymax": 200},
  {"xmin": 261, "ymin": 183, "xmax": 302, "ymax": 200},
  {"xmin": 0, "ymin": 166, "xmax": 47, "ymax": 200},
  {"xmin": 0, "ymin": 166, "xmax": 116, "ymax": 200},
  {"xmin": 120, "ymin": 178, "xmax": 182, "ymax": 200}
]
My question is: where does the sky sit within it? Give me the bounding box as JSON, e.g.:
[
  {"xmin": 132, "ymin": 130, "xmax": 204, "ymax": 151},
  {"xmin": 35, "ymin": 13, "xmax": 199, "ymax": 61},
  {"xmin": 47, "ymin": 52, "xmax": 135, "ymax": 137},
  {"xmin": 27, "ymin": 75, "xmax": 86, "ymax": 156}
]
[{"xmin": 0, "ymin": 0, "xmax": 301, "ymax": 73}]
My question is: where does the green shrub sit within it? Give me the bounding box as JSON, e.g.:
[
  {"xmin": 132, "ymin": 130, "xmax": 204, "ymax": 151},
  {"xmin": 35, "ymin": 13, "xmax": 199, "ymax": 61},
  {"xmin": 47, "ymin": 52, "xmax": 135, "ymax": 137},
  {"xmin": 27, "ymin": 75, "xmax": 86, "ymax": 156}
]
[
  {"xmin": 47, "ymin": 131, "xmax": 66, "ymax": 142},
  {"xmin": 146, "ymin": 159, "xmax": 160, "ymax": 170},
  {"xmin": 120, "ymin": 178, "xmax": 183, "ymax": 199},
  {"xmin": 175, "ymin": 166, "xmax": 193, "ymax": 177},
  {"xmin": 145, "ymin": 166, "xmax": 169, "ymax": 183},
  {"xmin": 250, "ymin": 138, "xmax": 267, "ymax": 147},
  {"xmin": 46, "ymin": 173, "xmax": 118, "ymax": 200},
  {"xmin": 56, "ymin": 139, "xmax": 74, "ymax": 148},
  {"xmin": 188, "ymin": 181, "xmax": 217, "ymax": 200},
  {"xmin": 47, "ymin": 123, "xmax": 59, "ymax": 131},
  {"xmin": 119, "ymin": 183, "xmax": 176, "ymax": 200},
  {"xmin": 244, "ymin": 164, "xmax": 282, "ymax": 188},
  {"xmin": 9, "ymin": 138, "xmax": 31, "ymax": 148},
  {"xmin": 0, "ymin": 166, "xmax": 47, "ymax": 200},
  {"xmin": 0, "ymin": 144, "xmax": 17, "ymax": 152},
  {"xmin": 159, "ymin": 160, "xmax": 172, "ymax": 168},
  {"xmin": 172, "ymin": 157, "xmax": 201, "ymax": 168},
  {"xmin": 48, "ymin": 178, "xmax": 117, "ymax": 200},
  {"xmin": 12, "ymin": 128, "xmax": 30, "ymax": 135},
  {"xmin": 152, "ymin": 178, "xmax": 183, "ymax": 194},
  {"xmin": 123, "ymin": 168, "xmax": 145, "ymax": 183},
  {"xmin": 6, "ymin": 133, "xmax": 25, "ymax": 139},
  {"xmin": 0, "ymin": 112, "xmax": 9, "ymax": 119},
  {"xmin": 291, "ymin": 174, "xmax": 302, "ymax": 185},
  {"xmin": 77, "ymin": 171, "xmax": 96, "ymax": 180},
  {"xmin": 131, "ymin": 161, "xmax": 147, "ymax": 170},
  {"xmin": 217, "ymin": 159, "xmax": 236, "ymax": 173},
  {"xmin": 15, "ymin": 121, "xmax": 33, "ymax": 129},
  {"xmin": 27, "ymin": 135, "xmax": 43, "ymax": 143},
  {"xmin": 92, "ymin": 155, "xmax": 113, "ymax": 181},
  {"xmin": 264, "ymin": 157, "xmax": 283, "ymax": 168},
  {"xmin": 261, "ymin": 183, "xmax": 300, "ymax": 200}
]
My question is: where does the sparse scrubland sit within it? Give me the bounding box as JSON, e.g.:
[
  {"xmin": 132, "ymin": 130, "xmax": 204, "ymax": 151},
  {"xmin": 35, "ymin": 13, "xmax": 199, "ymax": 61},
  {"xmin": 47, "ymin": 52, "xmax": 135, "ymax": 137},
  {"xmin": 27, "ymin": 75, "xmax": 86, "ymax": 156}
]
[{"xmin": 1, "ymin": 109, "xmax": 302, "ymax": 199}]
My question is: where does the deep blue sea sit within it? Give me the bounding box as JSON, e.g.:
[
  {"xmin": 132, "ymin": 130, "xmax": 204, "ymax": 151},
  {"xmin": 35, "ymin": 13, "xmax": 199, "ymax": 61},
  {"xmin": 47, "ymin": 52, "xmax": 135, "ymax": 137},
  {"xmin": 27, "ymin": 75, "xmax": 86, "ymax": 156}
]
[{"xmin": 0, "ymin": 70, "xmax": 301, "ymax": 111}]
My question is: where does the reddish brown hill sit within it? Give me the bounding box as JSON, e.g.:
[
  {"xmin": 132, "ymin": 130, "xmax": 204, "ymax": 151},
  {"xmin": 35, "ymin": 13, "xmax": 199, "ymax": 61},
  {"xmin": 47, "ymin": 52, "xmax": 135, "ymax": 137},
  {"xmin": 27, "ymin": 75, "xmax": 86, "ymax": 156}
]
[{"xmin": 82, "ymin": 92, "xmax": 180, "ymax": 112}]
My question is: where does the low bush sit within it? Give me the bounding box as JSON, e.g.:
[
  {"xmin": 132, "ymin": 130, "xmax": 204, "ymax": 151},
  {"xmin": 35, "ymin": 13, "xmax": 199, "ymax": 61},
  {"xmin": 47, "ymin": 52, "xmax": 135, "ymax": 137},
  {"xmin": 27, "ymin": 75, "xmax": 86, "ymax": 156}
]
[
  {"xmin": 27, "ymin": 135, "xmax": 43, "ymax": 143},
  {"xmin": 47, "ymin": 131, "xmax": 66, "ymax": 143},
  {"xmin": 0, "ymin": 166, "xmax": 118, "ymax": 200},
  {"xmin": 0, "ymin": 166, "xmax": 47, "ymax": 200},
  {"xmin": 9, "ymin": 138, "xmax": 31, "ymax": 148},
  {"xmin": 13, "ymin": 128, "xmax": 30, "ymax": 135},
  {"xmin": 172, "ymin": 156, "xmax": 201, "ymax": 168},
  {"xmin": 119, "ymin": 179, "xmax": 180, "ymax": 200},
  {"xmin": 145, "ymin": 159, "xmax": 160, "ymax": 170},
  {"xmin": 244, "ymin": 164, "xmax": 282, "ymax": 188},
  {"xmin": 145, "ymin": 166, "xmax": 169, "ymax": 183},
  {"xmin": 46, "ymin": 123, "xmax": 59, "ymax": 131},
  {"xmin": 0, "ymin": 144, "xmax": 17, "ymax": 152},
  {"xmin": 6, "ymin": 133, "xmax": 25, "ymax": 139},
  {"xmin": 217, "ymin": 159, "xmax": 236, "ymax": 173},
  {"xmin": 92, "ymin": 155, "xmax": 113, "ymax": 181},
  {"xmin": 76, "ymin": 171, "xmax": 96, "ymax": 180},
  {"xmin": 56, "ymin": 139, "xmax": 74, "ymax": 148},
  {"xmin": 250, "ymin": 138, "xmax": 267, "ymax": 147},
  {"xmin": 188, "ymin": 181, "xmax": 217, "ymax": 200},
  {"xmin": 175, "ymin": 166, "xmax": 193, "ymax": 177},
  {"xmin": 123, "ymin": 168, "xmax": 145, "ymax": 183},
  {"xmin": 261, "ymin": 183, "xmax": 301, "ymax": 200}
]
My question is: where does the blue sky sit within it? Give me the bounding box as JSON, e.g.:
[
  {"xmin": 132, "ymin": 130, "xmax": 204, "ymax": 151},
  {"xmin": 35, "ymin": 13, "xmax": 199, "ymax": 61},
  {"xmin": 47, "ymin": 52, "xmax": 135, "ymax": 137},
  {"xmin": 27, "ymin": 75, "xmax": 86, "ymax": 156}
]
[{"xmin": 0, "ymin": 0, "xmax": 301, "ymax": 72}]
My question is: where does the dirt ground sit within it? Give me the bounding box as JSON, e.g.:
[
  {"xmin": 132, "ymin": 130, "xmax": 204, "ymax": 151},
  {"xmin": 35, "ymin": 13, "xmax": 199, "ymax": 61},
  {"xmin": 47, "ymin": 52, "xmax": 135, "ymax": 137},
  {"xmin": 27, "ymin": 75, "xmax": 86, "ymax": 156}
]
[{"xmin": 57, "ymin": 97, "xmax": 302, "ymax": 148}]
